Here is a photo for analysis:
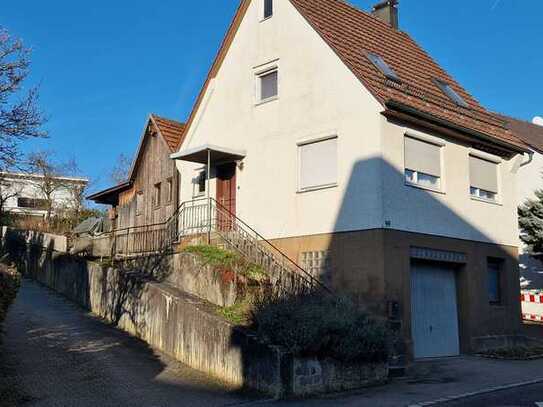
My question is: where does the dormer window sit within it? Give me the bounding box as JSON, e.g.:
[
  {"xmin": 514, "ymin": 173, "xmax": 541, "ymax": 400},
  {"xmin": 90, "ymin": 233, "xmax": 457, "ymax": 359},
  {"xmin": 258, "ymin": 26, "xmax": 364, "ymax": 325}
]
[
  {"xmin": 367, "ymin": 52, "xmax": 401, "ymax": 83},
  {"xmin": 263, "ymin": 0, "xmax": 273, "ymax": 19},
  {"xmin": 434, "ymin": 78, "xmax": 469, "ymax": 108}
]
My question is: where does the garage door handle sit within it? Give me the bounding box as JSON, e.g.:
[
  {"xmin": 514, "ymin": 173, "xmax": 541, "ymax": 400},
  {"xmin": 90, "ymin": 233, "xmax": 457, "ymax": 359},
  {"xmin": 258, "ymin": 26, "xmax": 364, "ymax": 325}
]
[{"xmin": 429, "ymin": 325, "xmax": 433, "ymax": 333}]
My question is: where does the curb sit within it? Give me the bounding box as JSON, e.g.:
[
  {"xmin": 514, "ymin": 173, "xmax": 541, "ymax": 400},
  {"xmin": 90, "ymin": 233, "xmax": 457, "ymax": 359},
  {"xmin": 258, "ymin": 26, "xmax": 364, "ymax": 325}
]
[{"xmin": 407, "ymin": 377, "xmax": 543, "ymax": 406}]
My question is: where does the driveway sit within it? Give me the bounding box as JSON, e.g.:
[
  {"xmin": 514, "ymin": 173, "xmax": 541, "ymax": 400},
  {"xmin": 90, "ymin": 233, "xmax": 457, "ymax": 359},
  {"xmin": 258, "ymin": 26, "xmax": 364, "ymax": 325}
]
[{"xmin": 0, "ymin": 279, "xmax": 251, "ymax": 407}]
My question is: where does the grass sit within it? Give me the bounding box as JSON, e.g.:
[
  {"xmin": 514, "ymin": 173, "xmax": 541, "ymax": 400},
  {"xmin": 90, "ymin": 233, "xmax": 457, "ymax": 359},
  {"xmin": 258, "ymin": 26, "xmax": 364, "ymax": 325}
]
[
  {"xmin": 217, "ymin": 301, "xmax": 253, "ymax": 326},
  {"xmin": 183, "ymin": 245, "xmax": 267, "ymax": 282}
]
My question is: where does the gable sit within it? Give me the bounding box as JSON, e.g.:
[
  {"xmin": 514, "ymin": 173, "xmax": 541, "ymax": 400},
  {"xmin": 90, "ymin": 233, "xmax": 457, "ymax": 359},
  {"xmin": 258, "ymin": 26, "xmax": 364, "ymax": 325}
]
[{"xmin": 178, "ymin": 0, "xmax": 529, "ymax": 155}]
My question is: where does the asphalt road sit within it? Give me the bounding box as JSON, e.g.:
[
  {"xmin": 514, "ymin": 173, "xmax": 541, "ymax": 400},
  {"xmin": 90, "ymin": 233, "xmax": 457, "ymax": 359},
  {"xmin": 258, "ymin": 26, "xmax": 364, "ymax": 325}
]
[
  {"xmin": 441, "ymin": 383, "xmax": 543, "ymax": 407},
  {"xmin": 0, "ymin": 279, "xmax": 252, "ymax": 407}
]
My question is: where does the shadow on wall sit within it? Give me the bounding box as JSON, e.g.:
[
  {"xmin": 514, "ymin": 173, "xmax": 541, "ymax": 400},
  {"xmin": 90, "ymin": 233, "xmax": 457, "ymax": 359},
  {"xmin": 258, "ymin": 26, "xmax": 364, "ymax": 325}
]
[{"xmin": 233, "ymin": 155, "xmax": 523, "ymax": 390}]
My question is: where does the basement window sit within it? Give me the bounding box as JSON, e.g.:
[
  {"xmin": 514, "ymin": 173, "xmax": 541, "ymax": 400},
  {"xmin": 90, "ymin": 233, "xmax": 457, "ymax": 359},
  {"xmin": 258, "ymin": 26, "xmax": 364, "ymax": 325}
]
[
  {"xmin": 367, "ymin": 52, "xmax": 401, "ymax": 83},
  {"xmin": 487, "ymin": 258, "xmax": 503, "ymax": 305},
  {"xmin": 434, "ymin": 78, "xmax": 469, "ymax": 108}
]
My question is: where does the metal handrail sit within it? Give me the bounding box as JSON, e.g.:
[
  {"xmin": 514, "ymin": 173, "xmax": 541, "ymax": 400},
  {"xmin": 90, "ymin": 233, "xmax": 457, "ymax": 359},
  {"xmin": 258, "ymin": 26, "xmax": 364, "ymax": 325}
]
[
  {"xmin": 209, "ymin": 198, "xmax": 330, "ymax": 293},
  {"xmin": 95, "ymin": 197, "xmax": 330, "ymax": 293}
]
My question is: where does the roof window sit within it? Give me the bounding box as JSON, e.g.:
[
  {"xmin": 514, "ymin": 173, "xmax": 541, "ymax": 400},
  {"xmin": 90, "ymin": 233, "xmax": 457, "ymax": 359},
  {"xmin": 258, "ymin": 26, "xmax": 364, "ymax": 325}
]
[
  {"xmin": 434, "ymin": 78, "xmax": 469, "ymax": 108},
  {"xmin": 367, "ymin": 52, "xmax": 401, "ymax": 83}
]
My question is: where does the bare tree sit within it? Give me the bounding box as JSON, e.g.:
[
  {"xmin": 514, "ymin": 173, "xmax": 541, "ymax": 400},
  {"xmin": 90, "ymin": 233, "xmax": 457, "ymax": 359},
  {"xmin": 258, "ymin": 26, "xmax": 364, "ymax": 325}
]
[
  {"xmin": 0, "ymin": 27, "xmax": 46, "ymax": 170},
  {"xmin": 0, "ymin": 173, "xmax": 22, "ymax": 220},
  {"xmin": 26, "ymin": 151, "xmax": 67, "ymax": 220},
  {"xmin": 110, "ymin": 153, "xmax": 132, "ymax": 185}
]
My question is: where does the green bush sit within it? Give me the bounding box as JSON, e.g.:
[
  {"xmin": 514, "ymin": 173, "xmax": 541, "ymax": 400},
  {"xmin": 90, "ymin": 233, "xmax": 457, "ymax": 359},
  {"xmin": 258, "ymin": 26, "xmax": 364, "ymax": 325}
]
[
  {"xmin": 0, "ymin": 265, "xmax": 20, "ymax": 323},
  {"xmin": 252, "ymin": 294, "xmax": 389, "ymax": 363}
]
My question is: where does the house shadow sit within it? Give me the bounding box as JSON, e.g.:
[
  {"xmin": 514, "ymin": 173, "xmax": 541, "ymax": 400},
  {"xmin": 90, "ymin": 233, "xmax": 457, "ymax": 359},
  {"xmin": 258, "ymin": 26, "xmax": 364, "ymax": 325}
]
[{"xmin": 233, "ymin": 155, "xmax": 529, "ymax": 394}]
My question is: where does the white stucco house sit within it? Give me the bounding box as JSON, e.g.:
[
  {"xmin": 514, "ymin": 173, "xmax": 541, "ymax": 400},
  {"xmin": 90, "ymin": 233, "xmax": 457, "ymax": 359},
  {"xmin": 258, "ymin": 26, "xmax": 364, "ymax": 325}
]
[
  {"xmin": 0, "ymin": 172, "xmax": 88, "ymax": 219},
  {"xmin": 166, "ymin": 0, "xmax": 538, "ymax": 359}
]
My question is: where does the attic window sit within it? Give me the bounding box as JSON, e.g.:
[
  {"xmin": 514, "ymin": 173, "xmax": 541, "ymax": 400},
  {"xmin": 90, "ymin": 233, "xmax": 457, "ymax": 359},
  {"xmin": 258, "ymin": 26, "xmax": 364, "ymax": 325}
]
[
  {"xmin": 434, "ymin": 79, "xmax": 469, "ymax": 108},
  {"xmin": 367, "ymin": 52, "xmax": 401, "ymax": 83},
  {"xmin": 263, "ymin": 0, "xmax": 273, "ymax": 19}
]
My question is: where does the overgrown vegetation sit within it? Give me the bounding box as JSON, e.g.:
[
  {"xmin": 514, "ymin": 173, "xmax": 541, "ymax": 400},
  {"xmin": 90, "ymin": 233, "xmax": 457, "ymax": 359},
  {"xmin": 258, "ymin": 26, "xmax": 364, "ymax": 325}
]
[
  {"xmin": 0, "ymin": 263, "xmax": 20, "ymax": 325},
  {"xmin": 183, "ymin": 245, "xmax": 268, "ymax": 282},
  {"xmin": 252, "ymin": 294, "xmax": 389, "ymax": 363},
  {"xmin": 186, "ymin": 244, "xmax": 389, "ymax": 364}
]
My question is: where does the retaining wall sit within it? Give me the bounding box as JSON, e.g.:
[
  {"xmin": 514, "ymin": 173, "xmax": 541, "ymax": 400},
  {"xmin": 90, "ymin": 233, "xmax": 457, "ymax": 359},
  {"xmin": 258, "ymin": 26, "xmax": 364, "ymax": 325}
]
[{"xmin": 4, "ymin": 236, "xmax": 388, "ymax": 397}]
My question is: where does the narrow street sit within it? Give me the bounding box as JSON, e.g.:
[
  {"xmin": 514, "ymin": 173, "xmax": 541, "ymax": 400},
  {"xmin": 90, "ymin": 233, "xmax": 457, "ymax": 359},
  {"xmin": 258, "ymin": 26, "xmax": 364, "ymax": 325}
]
[{"xmin": 0, "ymin": 279, "xmax": 251, "ymax": 407}]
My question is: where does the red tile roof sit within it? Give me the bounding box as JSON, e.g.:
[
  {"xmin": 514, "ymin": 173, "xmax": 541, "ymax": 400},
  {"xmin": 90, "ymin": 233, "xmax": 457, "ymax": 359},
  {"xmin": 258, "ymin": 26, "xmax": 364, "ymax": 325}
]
[
  {"xmin": 289, "ymin": 0, "xmax": 529, "ymax": 152},
  {"xmin": 498, "ymin": 115, "xmax": 543, "ymax": 154},
  {"xmin": 150, "ymin": 115, "xmax": 186, "ymax": 153}
]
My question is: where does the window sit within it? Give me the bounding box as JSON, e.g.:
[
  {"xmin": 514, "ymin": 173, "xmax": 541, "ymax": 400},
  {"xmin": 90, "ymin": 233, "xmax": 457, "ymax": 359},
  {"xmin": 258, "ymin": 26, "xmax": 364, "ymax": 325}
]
[
  {"xmin": 153, "ymin": 183, "xmax": 161, "ymax": 207},
  {"xmin": 367, "ymin": 52, "xmax": 401, "ymax": 83},
  {"xmin": 136, "ymin": 191, "xmax": 144, "ymax": 216},
  {"xmin": 298, "ymin": 137, "xmax": 338, "ymax": 191},
  {"xmin": 195, "ymin": 170, "xmax": 206, "ymax": 197},
  {"xmin": 257, "ymin": 69, "xmax": 278, "ymax": 102},
  {"xmin": 404, "ymin": 136, "xmax": 442, "ymax": 191},
  {"xmin": 17, "ymin": 197, "xmax": 48, "ymax": 210},
  {"xmin": 166, "ymin": 177, "xmax": 173, "ymax": 203},
  {"xmin": 487, "ymin": 258, "xmax": 503, "ymax": 304},
  {"xmin": 469, "ymin": 155, "xmax": 498, "ymax": 202},
  {"xmin": 300, "ymin": 251, "xmax": 331, "ymax": 284},
  {"xmin": 434, "ymin": 78, "xmax": 469, "ymax": 108},
  {"xmin": 263, "ymin": 0, "xmax": 273, "ymax": 19}
]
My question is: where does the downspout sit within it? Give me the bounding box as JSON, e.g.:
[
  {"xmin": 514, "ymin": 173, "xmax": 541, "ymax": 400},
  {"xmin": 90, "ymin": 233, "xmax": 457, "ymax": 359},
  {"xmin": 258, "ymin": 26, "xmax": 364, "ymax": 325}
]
[{"xmin": 520, "ymin": 151, "xmax": 534, "ymax": 168}]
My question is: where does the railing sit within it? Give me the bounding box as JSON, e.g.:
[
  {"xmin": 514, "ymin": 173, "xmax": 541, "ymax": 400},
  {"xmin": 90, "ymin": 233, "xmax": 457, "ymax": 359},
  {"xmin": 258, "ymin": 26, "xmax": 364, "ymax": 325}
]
[
  {"xmin": 173, "ymin": 198, "xmax": 329, "ymax": 294},
  {"xmin": 106, "ymin": 197, "xmax": 330, "ymax": 294}
]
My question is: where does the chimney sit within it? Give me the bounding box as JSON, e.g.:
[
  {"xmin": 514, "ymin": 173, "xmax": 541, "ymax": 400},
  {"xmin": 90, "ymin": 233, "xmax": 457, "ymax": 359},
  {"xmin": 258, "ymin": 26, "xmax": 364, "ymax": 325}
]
[{"xmin": 372, "ymin": 0, "xmax": 399, "ymax": 29}]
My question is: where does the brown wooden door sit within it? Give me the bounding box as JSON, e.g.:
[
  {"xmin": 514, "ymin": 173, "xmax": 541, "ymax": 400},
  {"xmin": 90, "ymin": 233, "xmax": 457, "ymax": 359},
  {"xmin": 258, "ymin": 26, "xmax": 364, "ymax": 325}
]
[{"xmin": 216, "ymin": 163, "xmax": 236, "ymax": 230}]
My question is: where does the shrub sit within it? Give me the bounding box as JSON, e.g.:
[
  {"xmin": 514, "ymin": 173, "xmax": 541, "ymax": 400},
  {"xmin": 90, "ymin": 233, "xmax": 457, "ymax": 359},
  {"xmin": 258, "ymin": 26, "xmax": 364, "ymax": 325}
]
[
  {"xmin": 252, "ymin": 294, "xmax": 389, "ymax": 363},
  {"xmin": 0, "ymin": 265, "xmax": 20, "ymax": 324}
]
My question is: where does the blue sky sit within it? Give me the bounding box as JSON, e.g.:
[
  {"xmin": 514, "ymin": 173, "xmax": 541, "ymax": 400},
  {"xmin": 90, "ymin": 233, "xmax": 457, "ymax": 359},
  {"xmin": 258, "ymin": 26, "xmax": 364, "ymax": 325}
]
[{"xmin": 2, "ymin": 0, "xmax": 542, "ymax": 193}]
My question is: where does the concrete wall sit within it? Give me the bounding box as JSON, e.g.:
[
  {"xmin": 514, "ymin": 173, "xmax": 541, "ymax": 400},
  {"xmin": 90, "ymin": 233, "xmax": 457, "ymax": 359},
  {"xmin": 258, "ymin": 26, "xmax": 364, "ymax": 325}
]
[
  {"xmin": 10, "ymin": 241, "xmax": 388, "ymax": 397},
  {"xmin": 16, "ymin": 246, "xmax": 284, "ymax": 397},
  {"xmin": 1, "ymin": 227, "xmax": 68, "ymax": 253},
  {"xmin": 272, "ymin": 228, "xmax": 522, "ymax": 357}
]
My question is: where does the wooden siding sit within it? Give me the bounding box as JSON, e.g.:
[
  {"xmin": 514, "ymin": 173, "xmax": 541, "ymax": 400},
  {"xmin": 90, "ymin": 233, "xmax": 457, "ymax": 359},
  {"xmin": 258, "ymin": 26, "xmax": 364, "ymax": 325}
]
[{"xmin": 117, "ymin": 128, "xmax": 178, "ymax": 229}]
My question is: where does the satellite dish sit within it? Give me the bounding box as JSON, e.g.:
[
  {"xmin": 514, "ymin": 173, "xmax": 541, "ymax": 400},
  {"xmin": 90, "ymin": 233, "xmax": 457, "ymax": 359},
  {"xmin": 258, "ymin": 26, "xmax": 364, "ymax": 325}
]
[{"xmin": 533, "ymin": 116, "xmax": 543, "ymax": 126}]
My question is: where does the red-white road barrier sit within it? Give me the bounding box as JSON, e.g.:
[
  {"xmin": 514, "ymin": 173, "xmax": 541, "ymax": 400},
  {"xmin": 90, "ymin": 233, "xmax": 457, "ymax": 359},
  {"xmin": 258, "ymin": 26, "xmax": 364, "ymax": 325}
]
[{"xmin": 521, "ymin": 294, "xmax": 543, "ymax": 322}]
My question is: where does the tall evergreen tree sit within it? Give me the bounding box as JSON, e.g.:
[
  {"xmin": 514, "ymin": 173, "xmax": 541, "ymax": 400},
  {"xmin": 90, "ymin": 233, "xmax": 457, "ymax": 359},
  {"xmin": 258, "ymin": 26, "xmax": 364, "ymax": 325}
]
[{"xmin": 519, "ymin": 190, "xmax": 543, "ymax": 253}]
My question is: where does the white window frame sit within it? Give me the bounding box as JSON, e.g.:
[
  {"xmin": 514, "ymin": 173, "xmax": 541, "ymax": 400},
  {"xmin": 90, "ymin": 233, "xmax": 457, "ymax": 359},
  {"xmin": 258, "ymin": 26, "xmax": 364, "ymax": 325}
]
[
  {"xmin": 297, "ymin": 135, "xmax": 339, "ymax": 193},
  {"xmin": 193, "ymin": 169, "xmax": 207, "ymax": 198},
  {"xmin": 255, "ymin": 66, "xmax": 279, "ymax": 105},
  {"xmin": 261, "ymin": 0, "xmax": 273, "ymax": 21},
  {"xmin": 469, "ymin": 152, "xmax": 501, "ymax": 204},
  {"xmin": 403, "ymin": 133, "xmax": 445, "ymax": 194}
]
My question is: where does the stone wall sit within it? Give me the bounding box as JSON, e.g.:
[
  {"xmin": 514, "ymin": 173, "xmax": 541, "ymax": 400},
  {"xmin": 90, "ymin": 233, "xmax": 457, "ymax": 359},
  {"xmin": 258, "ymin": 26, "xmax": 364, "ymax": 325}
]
[{"xmin": 6, "ymin": 238, "xmax": 389, "ymax": 398}]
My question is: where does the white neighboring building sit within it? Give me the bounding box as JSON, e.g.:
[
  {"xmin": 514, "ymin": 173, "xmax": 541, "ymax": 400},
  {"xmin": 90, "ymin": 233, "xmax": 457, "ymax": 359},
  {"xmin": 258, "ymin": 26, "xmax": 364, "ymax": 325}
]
[
  {"xmin": 505, "ymin": 116, "xmax": 543, "ymax": 293},
  {"xmin": 0, "ymin": 172, "xmax": 88, "ymax": 218}
]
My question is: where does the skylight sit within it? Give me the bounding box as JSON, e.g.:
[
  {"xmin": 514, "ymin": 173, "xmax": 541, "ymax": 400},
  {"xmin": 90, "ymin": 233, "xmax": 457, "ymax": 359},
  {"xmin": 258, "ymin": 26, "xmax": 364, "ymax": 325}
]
[
  {"xmin": 367, "ymin": 52, "xmax": 401, "ymax": 83},
  {"xmin": 434, "ymin": 79, "xmax": 469, "ymax": 108}
]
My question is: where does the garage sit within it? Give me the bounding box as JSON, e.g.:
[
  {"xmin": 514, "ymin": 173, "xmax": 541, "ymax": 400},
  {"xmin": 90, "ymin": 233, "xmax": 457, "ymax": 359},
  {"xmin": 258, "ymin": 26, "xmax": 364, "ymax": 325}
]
[{"xmin": 411, "ymin": 261, "xmax": 460, "ymax": 359}]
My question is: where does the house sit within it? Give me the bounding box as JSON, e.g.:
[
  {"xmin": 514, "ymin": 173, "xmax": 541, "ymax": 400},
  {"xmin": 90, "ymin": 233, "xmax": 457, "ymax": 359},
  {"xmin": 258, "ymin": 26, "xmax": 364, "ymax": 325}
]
[
  {"xmin": 88, "ymin": 114, "xmax": 185, "ymax": 230},
  {"xmin": 501, "ymin": 116, "xmax": 543, "ymax": 293},
  {"xmin": 169, "ymin": 0, "xmax": 535, "ymax": 359},
  {"xmin": 0, "ymin": 171, "xmax": 88, "ymax": 219}
]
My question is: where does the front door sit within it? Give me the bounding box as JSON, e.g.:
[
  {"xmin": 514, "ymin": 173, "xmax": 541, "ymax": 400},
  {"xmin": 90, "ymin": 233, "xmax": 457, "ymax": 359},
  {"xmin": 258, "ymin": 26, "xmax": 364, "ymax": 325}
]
[
  {"xmin": 216, "ymin": 163, "xmax": 236, "ymax": 229},
  {"xmin": 411, "ymin": 261, "xmax": 460, "ymax": 359}
]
